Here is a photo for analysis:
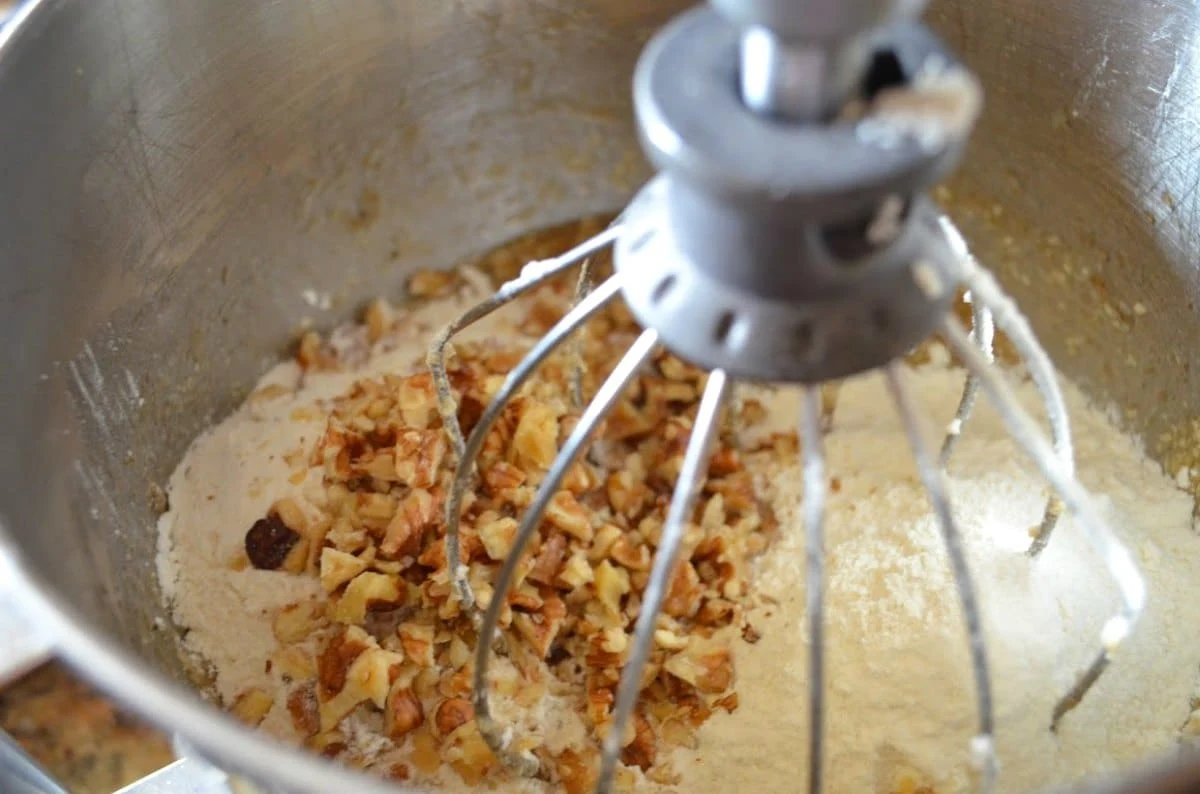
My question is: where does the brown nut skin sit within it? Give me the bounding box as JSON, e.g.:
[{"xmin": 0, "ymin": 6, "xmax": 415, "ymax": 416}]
[
  {"xmin": 245, "ymin": 512, "xmax": 301, "ymax": 570},
  {"xmin": 433, "ymin": 698, "xmax": 473, "ymax": 737},
  {"xmin": 385, "ymin": 688, "xmax": 425, "ymax": 739}
]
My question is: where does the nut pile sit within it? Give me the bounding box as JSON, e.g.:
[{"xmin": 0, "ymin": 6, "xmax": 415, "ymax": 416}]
[{"xmin": 231, "ymin": 265, "xmax": 778, "ymax": 791}]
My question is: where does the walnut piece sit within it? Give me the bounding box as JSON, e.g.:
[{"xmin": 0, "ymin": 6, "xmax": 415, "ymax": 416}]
[
  {"xmin": 385, "ymin": 686, "xmax": 425, "ymax": 739},
  {"xmin": 320, "ymin": 548, "xmax": 367, "ymax": 593},
  {"xmin": 433, "ymin": 698, "xmax": 473, "ymax": 738},
  {"xmin": 332, "ymin": 572, "xmax": 402, "ymax": 624},
  {"xmin": 231, "ymin": 689, "xmax": 274, "ymax": 726},
  {"xmin": 250, "ymin": 241, "xmax": 780, "ymax": 784}
]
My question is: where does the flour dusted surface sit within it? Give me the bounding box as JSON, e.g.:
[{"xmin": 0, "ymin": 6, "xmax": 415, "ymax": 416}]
[{"xmin": 157, "ymin": 276, "xmax": 1200, "ymax": 792}]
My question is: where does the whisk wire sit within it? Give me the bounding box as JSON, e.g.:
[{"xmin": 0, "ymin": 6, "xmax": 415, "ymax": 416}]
[
  {"xmin": 958, "ymin": 259, "xmax": 1073, "ymax": 557},
  {"xmin": 568, "ymin": 257, "xmax": 597, "ymax": 410},
  {"xmin": 940, "ymin": 317, "xmax": 1146, "ymax": 731},
  {"xmin": 937, "ymin": 217, "xmax": 1073, "ymax": 556},
  {"xmin": 444, "ymin": 275, "xmax": 625, "ymax": 610},
  {"xmin": 473, "ymin": 328, "xmax": 660, "ymax": 778},
  {"xmin": 939, "ymin": 298, "xmax": 995, "ymax": 465},
  {"xmin": 887, "ymin": 363, "xmax": 998, "ymax": 794},
  {"xmin": 800, "ymin": 386, "xmax": 829, "ymax": 794},
  {"xmin": 597, "ymin": 369, "xmax": 731, "ymax": 794},
  {"xmin": 429, "ymin": 224, "xmax": 624, "ymax": 458}
]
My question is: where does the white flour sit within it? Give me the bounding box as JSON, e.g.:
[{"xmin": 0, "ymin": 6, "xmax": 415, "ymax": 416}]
[{"xmin": 157, "ymin": 278, "xmax": 1200, "ymax": 793}]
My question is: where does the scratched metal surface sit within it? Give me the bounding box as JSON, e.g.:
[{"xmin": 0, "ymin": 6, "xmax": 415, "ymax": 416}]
[{"xmin": 0, "ymin": 0, "xmax": 1198, "ymax": 792}]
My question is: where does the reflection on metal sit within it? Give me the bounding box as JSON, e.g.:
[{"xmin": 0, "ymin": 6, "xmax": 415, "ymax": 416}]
[{"xmin": 0, "ymin": 730, "xmax": 69, "ymax": 794}]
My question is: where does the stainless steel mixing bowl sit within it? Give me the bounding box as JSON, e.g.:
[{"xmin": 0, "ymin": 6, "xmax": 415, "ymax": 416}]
[{"xmin": 2, "ymin": 0, "xmax": 1200, "ymax": 791}]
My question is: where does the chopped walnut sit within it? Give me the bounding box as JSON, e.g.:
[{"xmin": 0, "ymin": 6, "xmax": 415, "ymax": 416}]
[
  {"xmin": 665, "ymin": 646, "xmax": 734, "ymax": 695},
  {"xmin": 273, "ymin": 602, "xmax": 327, "ymax": 644},
  {"xmin": 246, "ymin": 231, "xmax": 779, "ymax": 784},
  {"xmin": 513, "ymin": 595, "xmax": 567, "ymax": 658},
  {"xmin": 231, "ymin": 688, "xmax": 274, "ymax": 726},
  {"xmin": 398, "ymin": 623, "xmax": 435, "ymax": 668},
  {"xmin": 528, "ymin": 532, "xmax": 568, "ymax": 585},
  {"xmin": 433, "ymin": 698, "xmax": 474, "ymax": 738},
  {"xmin": 381, "ymin": 489, "xmax": 438, "ymax": 558},
  {"xmin": 594, "ymin": 560, "xmax": 631, "ymax": 620},
  {"xmin": 320, "ymin": 548, "xmax": 367, "ymax": 593},
  {"xmin": 545, "ymin": 490, "xmax": 593, "ymax": 541},
  {"xmin": 512, "ymin": 401, "xmax": 560, "ymax": 471},
  {"xmin": 385, "ymin": 686, "xmax": 425, "ymax": 739},
  {"xmin": 332, "ymin": 572, "xmax": 402, "ymax": 625},
  {"xmin": 287, "ymin": 683, "xmax": 320, "ymax": 736},
  {"xmin": 478, "ymin": 516, "xmax": 519, "ymax": 561},
  {"xmin": 620, "ymin": 712, "xmax": 656, "ymax": 771},
  {"xmin": 394, "ymin": 430, "xmax": 447, "ymax": 489},
  {"xmin": 408, "ymin": 269, "xmax": 459, "ymax": 299}
]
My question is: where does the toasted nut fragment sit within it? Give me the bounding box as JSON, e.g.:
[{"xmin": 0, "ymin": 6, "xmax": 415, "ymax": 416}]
[
  {"xmin": 296, "ymin": 330, "xmax": 336, "ymax": 371},
  {"xmin": 272, "ymin": 601, "xmax": 327, "ymax": 644},
  {"xmin": 385, "ymin": 687, "xmax": 425, "ymax": 739},
  {"xmin": 397, "ymin": 373, "xmax": 436, "ymax": 429},
  {"xmin": 332, "ymin": 572, "xmax": 402, "ymax": 624},
  {"xmin": 447, "ymin": 635, "xmax": 471, "ymax": 670},
  {"xmin": 272, "ymin": 645, "xmax": 317, "ymax": 682},
  {"xmin": 599, "ymin": 626, "xmax": 628, "ymax": 655},
  {"xmin": 513, "ymin": 595, "xmax": 567, "ymax": 659},
  {"xmin": 654, "ymin": 629, "xmax": 689, "ymax": 651},
  {"xmin": 698, "ymin": 598, "xmax": 736, "ymax": 626},
  {"xmin": 527, "ymin": 532, "xmax": 568, "ymax": 585},
  {"xmin": 318, "ymin": 626, "xmax": 372, "ymax": 697},
  {"xmin": 607, "ymin": 471, "xmax": 649, "ymax": 519},
  {"xmin": 665, "ymin": 647, "xmax": 733, "ymax": 694},
  {"xmin": 478, "ymin": 516, "xmax": 519, "ymax": 561},
  {"xmin": 589, "ymin": 523, "xmax": 623, "ymax": 561},
  {"xmin": 320, "ymin": 548, "xmax": 367, "ymax": 593},
  {"xmin": 557, "ymin": 550, "xmax": 594, "ymax": 591},
  {"xmin": 449, "ymin": 727, "xmax": 497, "ymax": 786},
  {"xmin": 231, "ymin": 688, "xmax": 274, "ymax": 726},
  {"xmin": 307, "ymin": 730, "xmax": 348, "ymax": 758},
  {"xmin": 708, "ymin": 447, "xmax": 742, "ymax": 476},
  {"xmin": 398, "ymin": 623, "xmax": 435, "ymax": 668},
  {"xmin": 556, "ymin": 748, "xmax": 599, "ymax": 794},
  {"xmin": 545, "ymin": 491, "xmax": 593, "ymax": 541},
  {"xmin": 512, "ymin": 402, "xmax": 560, "ymax": 471},
  {"xmin": 382, "ymin": 488, "xmax": 438, "ymax": 558},
  {"xmin": 287, "ymin": 684, "xmax": 320, "ymax": 737},
  {"xmin": 700, "ymin": 493, "xmax": 726, "ymax": 530},
  {"xmin": 482, "ymin": 460, "xmax": 526, "ymax": 492},
  {"xmin": 318, "ymin": 646, "xmax": 404, "ymax": 732},
  {"xmin": 609, "ymin": 535, "xmax": 651, "ymax": 571},
  {"xmin": 408, "ymin": 268, "xmax": 458, "ymax": 298},
  {"xmin": 661, "ymin": 718, "xmax": 698, "ymax": 750},
  {"xmin": 594, "ymin": 560, "xmax": 631, "ymax": 617},
  {"xmin": 363, "ymin": 299, "xmax": 394, "ymax": 343},
  {"xmin": 410, "ymin": 727, "xmax": 441, "ymax": 774},
  {"xmin": 245, "ymin": 512, "xmax": 306, "ymax": 572},
  {"xmin": 620, "ymin": 713, "xmax": 656, "ymax": 771},
  {"xmin": 587, "ymin": 685, "xmax": 614, "ymax": 730},
  {"xmin": 433, "ymin": 698, "xmax": 474, "ymax": 738},
  {"xmin": 354, "ymin": 647, "xmax": 406, "ymax": 708},
  {"xmin": 508, "ymin": 584, "xmax": 543, "ymax": 612},
  {"xmin": 394, "ymin": 430, "xmax": 447, "ymax": 489},
  {"xmin": 663, "ymin": 562, "xmax": 703, "ymax": 619}
]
